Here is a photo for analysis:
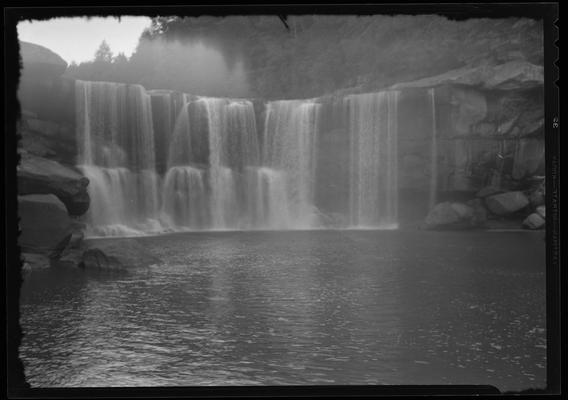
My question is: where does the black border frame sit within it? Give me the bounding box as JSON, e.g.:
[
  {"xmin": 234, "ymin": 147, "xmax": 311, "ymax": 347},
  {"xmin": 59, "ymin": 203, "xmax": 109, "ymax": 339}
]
[{"xmin": 4, "ymin": 3, "xmax": 561, "ymax": 398}]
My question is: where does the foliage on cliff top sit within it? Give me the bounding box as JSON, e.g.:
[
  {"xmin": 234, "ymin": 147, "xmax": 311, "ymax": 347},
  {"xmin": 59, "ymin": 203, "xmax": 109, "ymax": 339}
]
[{"xmin": 65, "ymin": 15, "xmax": 543, "ymax": 99}]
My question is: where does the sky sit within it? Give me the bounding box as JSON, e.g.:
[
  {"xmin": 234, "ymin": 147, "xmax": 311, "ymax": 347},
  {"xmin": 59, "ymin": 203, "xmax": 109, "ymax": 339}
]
[{"xmin": 17, "ymin": 17, "xmax": 152, "ymax": 64}]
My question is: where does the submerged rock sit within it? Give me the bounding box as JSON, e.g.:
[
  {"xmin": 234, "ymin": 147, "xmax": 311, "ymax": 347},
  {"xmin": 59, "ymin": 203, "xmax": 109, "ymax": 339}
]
[
  {"xmin": 484, "ymin": 191, "xmax": 529, "ymax": 216},
  {"xmin": 78, "ymin": 239, "xmax": 161, "ymax": 271},
  {"xmin": 522, "ymin": 213, "xmax": 545, "ymax": 230},
  {"xmin": 18, "ymin": 153, "xmax": 90, "ymax": 216},
  {"xmin": 18, "ymin": 194, "xmax": 73, "ymax": 257}
]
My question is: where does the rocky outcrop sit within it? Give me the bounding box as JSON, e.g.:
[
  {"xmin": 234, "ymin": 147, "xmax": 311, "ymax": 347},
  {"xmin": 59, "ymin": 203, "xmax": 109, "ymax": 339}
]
[
  {"xmin": 18, "ymin": 41, "xmax": 75, "ymax": 124},
  {"xmin": 391, "ymin": 61, "xmax": 543, "ymax": 91},
  {"xmin": 18, "ymin": 153, "xmax": 89, "ymax": 216},
  {"xmin": 19, "ymin": 41, "xmax": 68, "ymax": 79},
  {"xmin": 484, "ymin": 191, "xmax": 530, "ymax": 216},
  {"xmin": 18, "ymin": 194, "xmax": 73, "ymax": 257},
  {"xmin": 21, "ymin": 253, "xmax": 51, "ymax": 275}
]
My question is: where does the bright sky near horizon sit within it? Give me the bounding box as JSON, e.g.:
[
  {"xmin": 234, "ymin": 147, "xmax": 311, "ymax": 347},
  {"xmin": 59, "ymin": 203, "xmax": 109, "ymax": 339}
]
[{"xmin": 17, "ymin": 17, "xmax": 152, "ymax": 64}]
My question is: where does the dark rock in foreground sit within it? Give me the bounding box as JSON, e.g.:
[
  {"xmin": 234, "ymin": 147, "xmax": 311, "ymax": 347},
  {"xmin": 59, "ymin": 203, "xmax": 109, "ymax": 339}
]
[
  {"xmin": 18, "ymin": 153, "xmax": 90, "ymax": 216},
  {"xmin": 78, "ymin": 239, "xmax": 161, "ymax": 271},
  {"xmin": 18, "ymin": 194, "xmax": 73, "ymax": 257}
]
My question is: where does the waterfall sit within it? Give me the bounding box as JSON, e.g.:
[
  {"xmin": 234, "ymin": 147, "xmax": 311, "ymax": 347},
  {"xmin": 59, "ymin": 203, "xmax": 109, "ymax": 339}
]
[
  {"xmin": 347, "ymin": 91, "xmax": 399, "ymax": 228},
  {"xmin": 161, "ymin": 166, "xmax": 207, "ymax": 229},
  {"xmin": 75, "ymin": 80, "xmax": 161, "ymax": 236},
  {"xmin": 75, "ymin": 79, "xmax": 404, "ymax": 235},
  {"xmin": 262, "ymin": 99, "xmax": 321, "ymax": 228},
  {"xmin": 198, "ymin": 97, "xmax": 259, "ymax": 229},
  {"xmin": 429, "ymin": 88, "xmax": 438, "ymax": 210}
]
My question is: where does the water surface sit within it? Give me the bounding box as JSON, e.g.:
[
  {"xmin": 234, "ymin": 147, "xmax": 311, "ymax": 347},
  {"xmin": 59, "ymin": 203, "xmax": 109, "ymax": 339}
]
[{"xmin": 20, "ymin": 230, "xmax": 546, "ymax": 390}]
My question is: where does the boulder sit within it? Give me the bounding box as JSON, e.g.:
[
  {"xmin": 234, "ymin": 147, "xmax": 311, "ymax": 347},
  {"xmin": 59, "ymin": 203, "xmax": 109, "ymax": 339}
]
[
  {"xmin": 485, "ymin": 191, "xmax": 529, "ymax": 216},
  {"xmin": 522, "ymin": 213, "xmax": 545, "ymax": 230},
  {"xmin": 424, "ymin": 202, "xmax": 461, "ymax": 229},
  {"xmin": 78, "ymin": 239, "xmax": 161, "ymax": 271},
  {"xmin": 17, "ymin": 153, "xmax": 89, "ymax": 216},
  {"xmin": 18, "ymin": 194, "xmax": 73, "ymax": 257},
  {"xmin": 450, "ymin": 202, "xmax": 474, "ymax": 219}
]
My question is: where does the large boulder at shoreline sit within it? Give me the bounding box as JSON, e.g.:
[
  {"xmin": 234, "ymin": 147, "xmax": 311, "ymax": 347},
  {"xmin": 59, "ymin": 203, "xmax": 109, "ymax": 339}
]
[
  {"xmin": 424, "ymin": 202, "xmax": 461, "ymax": 229},
  {"xmin": 17, "ymin": 153, "xmax": 89, "ymax": 216},
  {"xmin": 18, "ymin": 194, "xmax": 73, "ymax": 257},
  {"xmin": 78, "ymin": 239, "xmax": 161, "ymax": 272},
  {"xmin": 485, "ymin": 191, "xmax": 529, "ymax": 216}
]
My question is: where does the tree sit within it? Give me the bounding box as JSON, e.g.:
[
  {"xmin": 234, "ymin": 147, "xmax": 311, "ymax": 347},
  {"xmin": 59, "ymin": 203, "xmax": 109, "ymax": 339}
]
[{"xmin": 94, "ymin": 40, "xmax": 113, "ymax": 63}]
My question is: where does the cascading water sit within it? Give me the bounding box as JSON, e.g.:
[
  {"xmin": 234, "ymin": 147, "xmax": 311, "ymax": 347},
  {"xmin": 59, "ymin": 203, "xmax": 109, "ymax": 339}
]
[
  {"xmin": 76, "ymin": 80, "xmax": 402, "ymax": 236},
  {"xmin": 160, "ymin": 94, "xmax": 209, "ymax": 230},
  {"xmin": 261, "ymin": 99, "xmax": 321, "ymax": 229},
  {"xmin": 199, "ymin": 97, "xmax": 260, "ymax": 229},
  {"xmin": 347, "ymin": 91, "xmax": 399, "ymax": 228},
  {"xmin": 75, "ymin": 80, "xmax": 161, "ymax": 236}
]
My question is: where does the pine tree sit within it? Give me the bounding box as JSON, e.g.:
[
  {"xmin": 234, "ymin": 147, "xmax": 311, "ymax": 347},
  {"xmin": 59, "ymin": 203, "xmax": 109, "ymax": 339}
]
[{"xmin": 94, "ymin": 40, "xmax": 113, "ymax": 63}]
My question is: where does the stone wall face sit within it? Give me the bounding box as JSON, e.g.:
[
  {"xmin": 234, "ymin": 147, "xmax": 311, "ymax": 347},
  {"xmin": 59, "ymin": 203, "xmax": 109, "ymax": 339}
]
[{"xmin": 17, "ymin": 42, "xmax": 88, "ymax": 267}]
